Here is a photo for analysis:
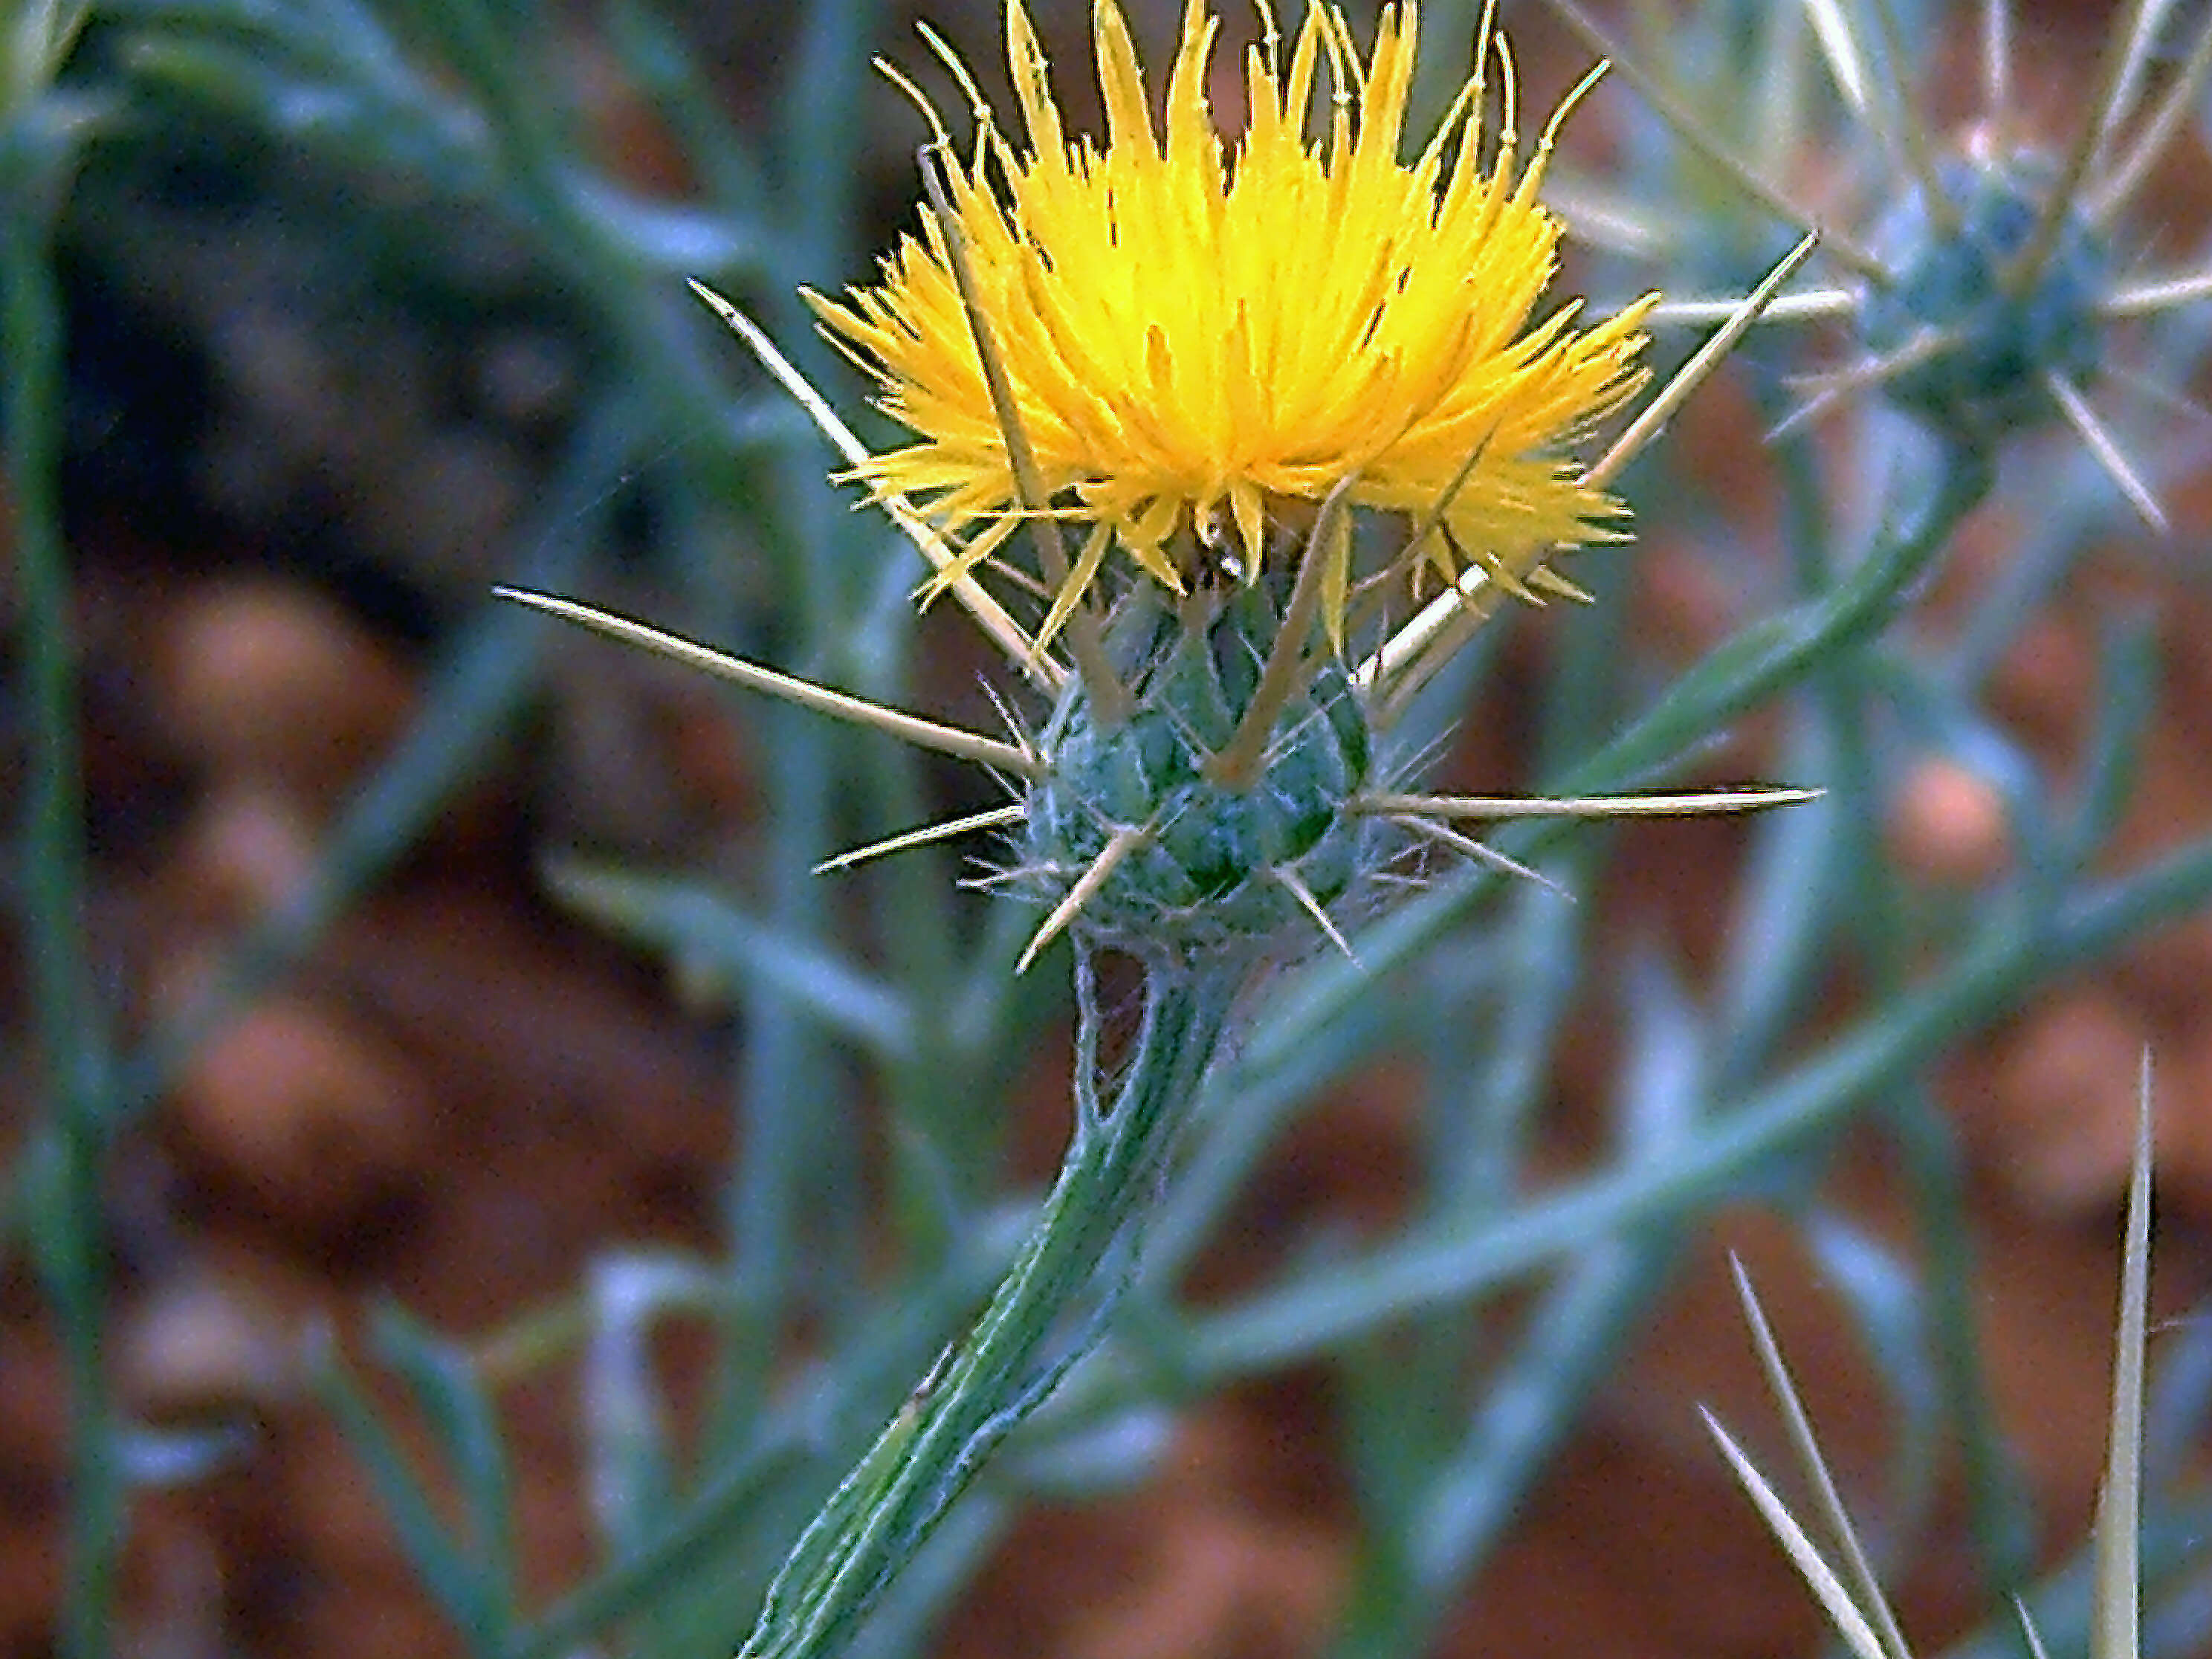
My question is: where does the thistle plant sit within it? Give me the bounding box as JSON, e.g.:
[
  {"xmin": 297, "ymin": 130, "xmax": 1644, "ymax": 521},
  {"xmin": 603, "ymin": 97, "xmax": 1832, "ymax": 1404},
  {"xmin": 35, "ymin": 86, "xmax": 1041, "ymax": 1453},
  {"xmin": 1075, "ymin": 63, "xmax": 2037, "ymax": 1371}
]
[
  {"xmin": 20, "ymin": 1, "xmax": 2212, "ymax": 1657},
  {"xmin": 508, "ymin": 5, "xmax": 1811, "ymax": 1647}
]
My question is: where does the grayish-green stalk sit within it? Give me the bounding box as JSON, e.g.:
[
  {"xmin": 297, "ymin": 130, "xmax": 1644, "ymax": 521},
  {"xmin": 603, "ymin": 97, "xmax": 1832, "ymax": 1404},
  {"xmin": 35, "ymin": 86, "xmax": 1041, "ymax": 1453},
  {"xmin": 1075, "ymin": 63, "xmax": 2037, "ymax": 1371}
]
[
  {"xmin": 738, "ymin": 964, "xmax": 1234, "ymax": 1659},
  {"xmin": 4, "ymin": 59, "xmax": 113, "ymax": 1659}
]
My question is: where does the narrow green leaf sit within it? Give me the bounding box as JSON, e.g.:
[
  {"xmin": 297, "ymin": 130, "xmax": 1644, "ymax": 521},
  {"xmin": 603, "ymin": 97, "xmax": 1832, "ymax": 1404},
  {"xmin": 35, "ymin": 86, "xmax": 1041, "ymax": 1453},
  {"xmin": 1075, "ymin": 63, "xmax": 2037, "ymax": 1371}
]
[
  {"xmin": 373, "ymin": 1307, "xmax": 520, "ymax": 1651},
  {"xmin": 310, "ymin": 1328, "xmax": 503, "ymax": 1649}
]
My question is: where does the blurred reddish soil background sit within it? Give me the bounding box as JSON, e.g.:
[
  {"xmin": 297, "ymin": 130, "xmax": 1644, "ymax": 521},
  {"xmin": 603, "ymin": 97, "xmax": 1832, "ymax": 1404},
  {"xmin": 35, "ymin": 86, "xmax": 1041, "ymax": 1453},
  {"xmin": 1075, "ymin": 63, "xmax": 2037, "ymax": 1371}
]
[{"xmin": 9, "ymin": 2, "xmax": 2212, "ymax": 1657}]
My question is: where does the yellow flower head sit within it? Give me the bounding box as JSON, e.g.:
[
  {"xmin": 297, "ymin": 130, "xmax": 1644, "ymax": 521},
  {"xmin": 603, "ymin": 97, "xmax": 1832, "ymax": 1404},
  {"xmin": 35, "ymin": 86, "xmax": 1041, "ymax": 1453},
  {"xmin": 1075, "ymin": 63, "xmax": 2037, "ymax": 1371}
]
[{"xmin": 812, "ymin": 0, "xmax": 1653, "ymax": 648}]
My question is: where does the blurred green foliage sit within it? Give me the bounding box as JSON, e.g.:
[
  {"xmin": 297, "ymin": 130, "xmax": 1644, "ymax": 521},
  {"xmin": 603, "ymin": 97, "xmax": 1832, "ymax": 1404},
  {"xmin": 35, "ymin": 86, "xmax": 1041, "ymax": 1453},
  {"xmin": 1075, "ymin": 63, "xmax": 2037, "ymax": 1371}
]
[{"xmin": 9, "ymin": 2, "xmax": 2212, "ymax": 1658}]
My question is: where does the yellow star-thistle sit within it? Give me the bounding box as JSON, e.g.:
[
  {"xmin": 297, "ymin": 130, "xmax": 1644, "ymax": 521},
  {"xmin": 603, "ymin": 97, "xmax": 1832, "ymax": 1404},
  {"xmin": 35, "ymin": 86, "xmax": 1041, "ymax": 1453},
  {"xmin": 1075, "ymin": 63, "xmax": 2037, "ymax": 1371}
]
[{"xmin": 810, "ymin": 0, "xmax": 1655, "ymax": 650}]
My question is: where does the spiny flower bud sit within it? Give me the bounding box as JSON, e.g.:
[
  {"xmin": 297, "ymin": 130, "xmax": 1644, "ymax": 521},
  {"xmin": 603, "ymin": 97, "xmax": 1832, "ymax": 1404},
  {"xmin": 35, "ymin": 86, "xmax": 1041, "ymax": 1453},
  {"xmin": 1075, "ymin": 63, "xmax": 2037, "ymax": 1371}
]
[
  {"xmin": 1545, "ymin": 0, "xmax": 2212, "ymax": 526},
  {"xmin": 1860, "ymin": 152, "xmax": 2109, "ymax": 437},
  {"xmin": 1018, "ymin": 581, "xmax": 1377, "ymax": 967}
]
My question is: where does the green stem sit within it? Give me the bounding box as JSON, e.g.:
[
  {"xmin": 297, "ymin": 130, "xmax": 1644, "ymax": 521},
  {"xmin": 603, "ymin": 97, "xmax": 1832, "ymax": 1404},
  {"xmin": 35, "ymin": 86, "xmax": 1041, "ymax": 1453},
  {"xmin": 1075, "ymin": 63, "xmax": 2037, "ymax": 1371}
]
[
  {"xmin": 1171, "ymin": 820, "xmax": 2212, "ymax": 1383},
  {"xmin": 4, "ymin": 155, "xmax": 119, "ymax": 1659},
  {"xmin": 1771, "ymin": 418, "xmax": 2034, "ymax": 1600},
  {"xmin": 1563, "ymin": 441, "xmax": 1992, "ymax": 795},
  {"xmin": 736, "ymin": 960, "xmax": 1235, "ymax": 1659},
  {"xmin": 1886, "ymin": 1080, "xmax": 2037, "ymax": 1593}
]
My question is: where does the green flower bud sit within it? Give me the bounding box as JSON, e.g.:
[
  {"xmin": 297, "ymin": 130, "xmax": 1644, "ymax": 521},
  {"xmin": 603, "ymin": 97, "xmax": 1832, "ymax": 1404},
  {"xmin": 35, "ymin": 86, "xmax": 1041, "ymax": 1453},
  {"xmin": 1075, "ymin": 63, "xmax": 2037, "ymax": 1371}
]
[
  {"xmin": 1018, "ymin": 583, "xmax": 1380, "ymax": 967},
  {"xmin": 1861, "ymin": 152, "xmax": 2109, "ymax": 436}
]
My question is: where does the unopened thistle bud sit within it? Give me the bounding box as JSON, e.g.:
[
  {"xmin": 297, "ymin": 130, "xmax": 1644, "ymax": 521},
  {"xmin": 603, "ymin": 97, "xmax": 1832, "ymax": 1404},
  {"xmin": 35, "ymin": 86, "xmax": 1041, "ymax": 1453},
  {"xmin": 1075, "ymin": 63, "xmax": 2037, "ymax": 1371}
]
[
  {"xmin": 1547, "ymin": 0, "xmax": 2212, "ymax": 527},
  {"xmin": 1020, "ymin": 578, "xmax": 1378, "ymax": 966},
  {"xmin": 1860, "ymin": 149, "xmax": 2109, "ymax": 437}
]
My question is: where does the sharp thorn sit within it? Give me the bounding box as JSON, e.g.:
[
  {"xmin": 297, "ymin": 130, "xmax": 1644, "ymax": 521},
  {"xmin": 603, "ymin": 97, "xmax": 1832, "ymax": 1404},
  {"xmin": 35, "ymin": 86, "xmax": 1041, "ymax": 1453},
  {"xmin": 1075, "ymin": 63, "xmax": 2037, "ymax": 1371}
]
[
  {"xmin": 1015, "ymin": 823, "xmax": 1147, "ymax": 974},
  {"xmin": 1394, "ymin": 813, "xmax": 1569, "ymax": 899},
  {"xmin": 1273, "ymin": 865, "xmax": 1361, "ymax": 966},
  {"xmin": 814, "ymin": 803, "xmax": 1029, "ymax": 874},
  {"xmin": 495, "ymin": 588, "xmax": 1048, "ymax": 776},
  {"xmin": 2046, "ymin": 370, "xmax": 2167, "ymax": 533}
]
